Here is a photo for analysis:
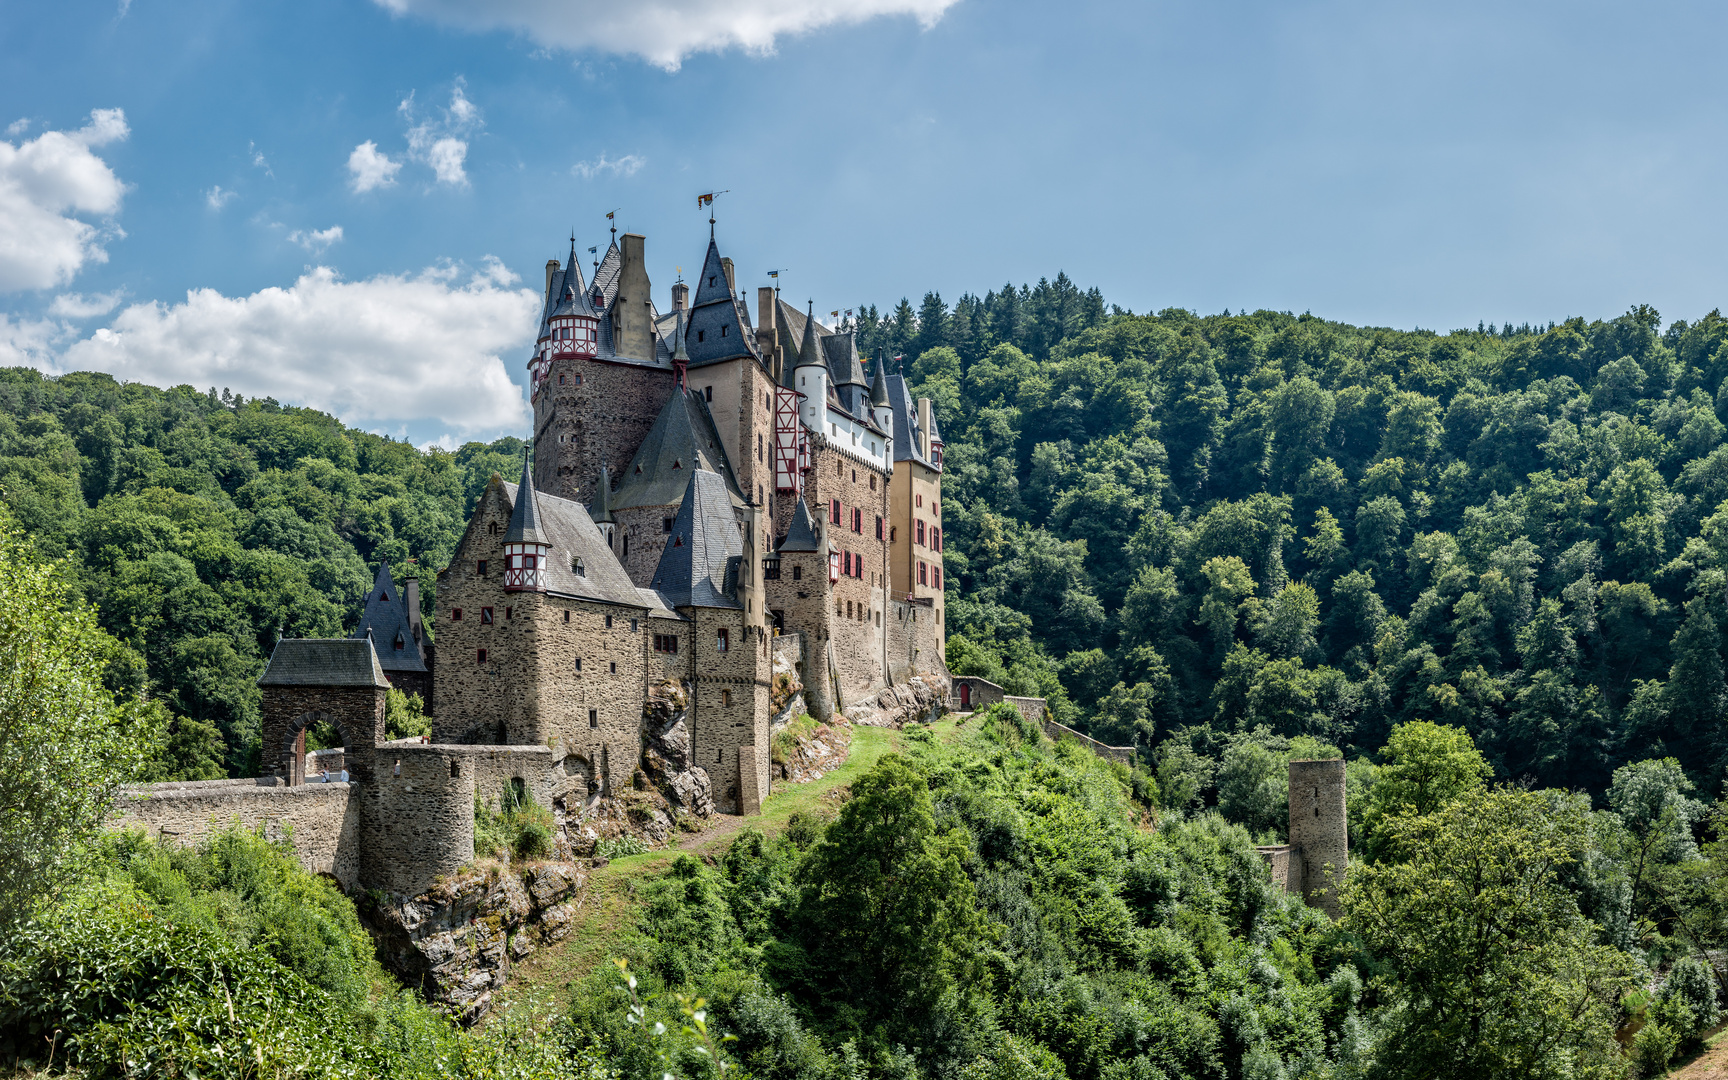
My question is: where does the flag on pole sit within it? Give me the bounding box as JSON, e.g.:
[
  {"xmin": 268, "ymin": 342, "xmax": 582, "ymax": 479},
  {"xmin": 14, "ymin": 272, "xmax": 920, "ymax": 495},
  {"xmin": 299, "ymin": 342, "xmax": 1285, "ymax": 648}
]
[
  {"xmin": 831, "ymin": 311, "xmax": 840, "ymax": 320},
  {"xmin": 605, "ymin": 211, "xmax": 615, "ymax": 220},
  {"xmin": 588, "ymin": 246, "xmax": 597, "ymax": 255},
  {"xmin": 767, "ymin": 270, "xmax": 779, "ymax": 279},
  {"xmin": 698, "ymin": 193, "xmax": 714, "ymax": 208}
]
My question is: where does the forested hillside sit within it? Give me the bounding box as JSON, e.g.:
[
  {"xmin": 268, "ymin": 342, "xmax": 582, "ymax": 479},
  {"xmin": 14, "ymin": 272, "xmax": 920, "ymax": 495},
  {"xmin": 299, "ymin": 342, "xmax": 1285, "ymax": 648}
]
[
  {"xmin": 859, "ymin": 291, "xmax": 1728, "ymax": 800},
  {"xmin": 0, "ymin": 371, "xmax": 523, "ymax": 778}
]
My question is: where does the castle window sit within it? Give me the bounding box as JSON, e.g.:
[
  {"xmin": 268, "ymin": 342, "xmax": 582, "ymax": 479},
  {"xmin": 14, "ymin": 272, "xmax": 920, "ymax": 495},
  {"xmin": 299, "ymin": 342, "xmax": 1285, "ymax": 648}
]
[
  {"xmin": 852, "ymin": 508, "xmax": 862, "ymax": 533},
  {"xmin": 575, "ymin": 374, "xmax": 582, "ymax": 385},
  {"xmin": 935, "ymin": 567, "xmax": 943, "ymax": 588},
  {"xmin": 698, "ymin": 330, "xmax": 705, "ymax": 343},
  {"xmin": 559, "ymin": 374, "xmax": 566, "ymax": 386},
  {"xmin": 875, "ymin": 515, "xmax": 884, "ymax": 540},
  {"xmin": 933, "ymin": 501, "xmax": 940, "ymax": 517},
  {"xmin": 919, "ymin": 562, "xmax": 927, "ymax": 585},
  {"xmin": 851, "ymin": 469, "xmax": 856, "ymax": 482},
  {"xmin": 610, "ymin": 661, "xmax": 617, "ymax": 674},
  {"xmin": 870, "ymin": 474, "xmax": 876, "ymax": 490},
  {"xmin": 573, "ymin": 556, "xmax": 586, "ymax": 577},
  {"xmin": 721, "ymin": 689, "xmax": 731, "ymax": 706},
  {"xmin": 589, "ymin": 709, "xmax": 598, "ymax": 729},
  {"xmin": 717, "ymin": 628, "xmax": 729, "ymax": 653},
  {"xmin": 477, "ymin": 559, "xmax": 488, "ymax": 576},
  {"xmin": 451, "ymin": 761, "xmax": 460, "ymax": 778},
  {"xmin": 605, "ymin": 614, "xmax": 613, "ymax": 629},
  {"xmin": 721, "ymin": 325, "xmax": 728, "ymax": 337},
  {"xmin": 846, "ymin": 600, "xmax": 853, "ymax": 618},
  {"xmin": 481, "ymin": 607, "xmax": 494, "ymax": 624},
  {"xmin": 916, "ymin": 494, "xmax": 923, "ymax": 508},
  {"xmin": 624, "ymin": 535, "xmax": 629, "ymax": 558},
  {"xmin": 917, "ymin": 520, "xmax": 926, "ymax": 545},
  {"xmin": 504, "ymin": 607, "xmax": 513, "ymax": 620},
  {"xmin": 934, "ymin": 528, "xmax": 942, "ymax": 552},
  {"xmin": 393, "ymin": 632, "xmax": 405, "ymax": 651},
  {"xmin": 830, "ymin": 499, "xmax": 840, "ymax": 524},
  {"xmin": 452, "ymin": 608, "xmax": 462, "ymax": 620},
  {"xmin": 792, "ymin": 565, "xmax": 801, "ymax": 581},
  {"xmin": 891, "ymin": 526, "xmax": 897, "ymax": 542},
  {"xmin": 489, "ymin": 522, "xmax": 500, "ymax": 535},
  {"xmin": 575, "ymin": 658, "xmax": 582, "ymax": 671},
  {"xmin": 564, "ymin": 610, "xmax": 570, "ymax": 623},
  {"xmin": 757, "ymin": 434, "xmax": 763, "ymax": 461},
  {"xmin": 704, "ymin": 386, "xmax": 712, "ymax": 402},
  {"xmin": 477, "ymin": 648, "xmax": 488, "ymax": 663},
  {"xmin": 663, "ymin": 517, "xmax": 674, "ymax": 533},
  {"xmin": 654, "ymin": 634, "xmax": 679, "ymax": 654},
  {"xmin": 631, "ymin": 619, "xmax": 639, "ymax": 632}
]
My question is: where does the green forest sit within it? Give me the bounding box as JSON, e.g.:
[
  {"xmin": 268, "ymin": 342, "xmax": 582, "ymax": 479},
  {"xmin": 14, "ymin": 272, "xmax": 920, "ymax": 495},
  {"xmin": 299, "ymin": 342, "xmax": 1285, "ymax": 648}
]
[{"xmin": 9, "ymin": 288, "xmax": 1728, "ymax": 1077}]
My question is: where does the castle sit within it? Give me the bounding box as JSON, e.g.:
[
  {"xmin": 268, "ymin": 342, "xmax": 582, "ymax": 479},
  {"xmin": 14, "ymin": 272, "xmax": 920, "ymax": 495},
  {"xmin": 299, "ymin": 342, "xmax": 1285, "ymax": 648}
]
[{"xmin": 119, "ymin": 225, "xmax": 952, "ymax": 898}]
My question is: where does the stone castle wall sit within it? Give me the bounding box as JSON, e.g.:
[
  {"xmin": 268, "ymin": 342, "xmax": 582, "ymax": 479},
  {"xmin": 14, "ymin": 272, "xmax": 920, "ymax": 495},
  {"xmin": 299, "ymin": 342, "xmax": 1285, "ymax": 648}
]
[
  {"xmin": 802, "ymin": 444, "xmax": 892, "ymax": 704},
  {"xmin": 114, "ymin": 779, "xmax": 362, "ymax": 889},
  {"xmin": 686, "ymin": 608, "xmax": 772, "ymax": 813},
  {"xmin": 614, "ymin": 503, "xmax": 676, "ymax": 584},
  {"xmin": 260, "ymin": 684, "xmax": 385, "ymax": 784},
  {"xmin": 534, "ymin": 355, "xmax": 674, "ymax": 508},
  {"xmin": 360, "ymin": 745, "xmax": 478, "ymax": 897},
  {"xmin": 1040, "ymin": 718, "xmax": 1134, "ymax": 764},
  {"xmin": 530, "ymin": 594, "xmax": 649, "ymax": 798},
  {"xmin": 767, "ymin": 547, "xmax": 836, "ymax": 720}
]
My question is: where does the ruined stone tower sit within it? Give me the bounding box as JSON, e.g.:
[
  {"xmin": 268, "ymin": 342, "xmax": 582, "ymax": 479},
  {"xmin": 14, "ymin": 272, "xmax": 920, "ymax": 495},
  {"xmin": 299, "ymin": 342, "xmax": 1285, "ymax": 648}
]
[{"xmin": 1287, "ymin": 758, "xmax": 1348, "ymax": 918}]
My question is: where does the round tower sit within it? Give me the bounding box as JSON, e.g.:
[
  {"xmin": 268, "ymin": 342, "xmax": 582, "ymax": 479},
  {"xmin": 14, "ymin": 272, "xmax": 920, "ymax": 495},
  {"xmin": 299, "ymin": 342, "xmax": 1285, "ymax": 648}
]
[
  {"xmin": 503, "ymin": 455, "xmax": 549, "ymax": 593},
  {"xmin": 795, "ymin": 301, "xmax": 827, "ymax": 432}
]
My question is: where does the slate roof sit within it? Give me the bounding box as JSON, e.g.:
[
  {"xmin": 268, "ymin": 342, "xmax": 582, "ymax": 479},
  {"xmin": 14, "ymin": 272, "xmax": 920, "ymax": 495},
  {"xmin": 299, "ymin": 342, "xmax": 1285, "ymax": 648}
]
[
  {"xmin": 259, "ymin": 637, "xmax": 391, "ymax": 688},
  {"xmin": 500, "ymin": 481, "xmax": 648, "ymax": 608},
  {"xmin": 636, "ymin": 587, "xmax": 685, "ymax": 621},
  {"xmin": 685, "ymin": 237, "xmax": 761, "ymax": 369},
  {"xmin": 532, "ymin": 236, "xmax": 673, "ymax": 373},
  {"xmin": 506, "ymin": 455, "xmax": 547, "ymax": 544},
  {"xmin": 610, "ymin": 387, "xmax": 745, "ymax": 511},
  {"xmin": 352, "ymin": 563, "xmax": 426, "ymax": 673},
  {"xmin": 869, "ymin": 347, "xmax": 890, "ymax": 409},
  {"xmin": 777, "ymin": 498, "xmax": 823, "ymax": 553},
  {"xmin": 590, "ymin": 464, "xmax": 615, "ymax": 524},
  {"xmin": 649, "ymin": 467, "xmax": 745, "ymax": 609},
  {"xmin": 824, "ymin": 331, "xmax": 868, "ymax": 388},
  {"xmin": 886, "ymin": 373, "xmax": 938, "ymax": 468}
]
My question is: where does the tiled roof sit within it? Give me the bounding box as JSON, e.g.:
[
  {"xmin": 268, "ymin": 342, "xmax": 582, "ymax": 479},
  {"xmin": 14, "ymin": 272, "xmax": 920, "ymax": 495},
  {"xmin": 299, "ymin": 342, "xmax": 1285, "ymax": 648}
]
[
  {"xmin": 610, "ymin": 387, "xmax": 745, "ymax": 511},
  {"xmin": 500, "ymin": 480, "xmax": 649, "ymax": 608},
  {"xmin": 778, "ymin": 498, "xmax": 823, "ymax": 553},
  {"xmin": 259, "ymin": 637, "xmax": 390, "ymax": 688},
  {"xmin": 505, "ymin": 455, "xmax": 547, "ymax": 544},
  {"xmin": 649, "ymin": 467, "xmax": 745, "ymax": 610},
  {"xmin": 352, "ymin": 563, "xmax": 426, "ymax": 674},
  {"xmin": 886, "ymin": 373, "xmax": 937, "ymax": 468}
]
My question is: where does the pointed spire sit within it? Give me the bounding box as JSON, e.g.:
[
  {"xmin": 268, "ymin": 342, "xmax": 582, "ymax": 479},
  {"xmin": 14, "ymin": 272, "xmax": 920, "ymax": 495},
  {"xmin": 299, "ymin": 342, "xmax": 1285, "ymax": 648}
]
[
  {"xmin": 797, "ymin": 301, "xmax": 821, "ymax": 368},
  {"xmin": 778, "ymin": 498, "xmax": 822, "ymax": 553},
  {"xmin": 672, "ymin": 314, "xmax": 690, "ymax": 389},
  {"xmin": 870, "ymin": 346, "xmax": 890, "ymax": 408},
  {"xmin": 505, "ymin": 452, "xmax": 546, "ymax": 544},
  {"xmin": 370, "ymin": 560, "xmax": 394, "ymax": 603}
]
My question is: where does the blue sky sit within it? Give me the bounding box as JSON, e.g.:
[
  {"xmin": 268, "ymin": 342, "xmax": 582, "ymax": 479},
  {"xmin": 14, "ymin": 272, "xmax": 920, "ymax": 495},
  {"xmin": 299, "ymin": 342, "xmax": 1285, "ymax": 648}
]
[{"xmin": 3, "ymin": 0, "xmax": 1726, "ymax": 444}]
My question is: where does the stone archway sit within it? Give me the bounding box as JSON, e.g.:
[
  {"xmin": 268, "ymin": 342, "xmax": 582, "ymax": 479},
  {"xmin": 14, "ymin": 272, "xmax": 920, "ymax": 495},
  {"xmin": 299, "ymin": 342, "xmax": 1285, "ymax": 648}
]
[{"xmin": 274, "ymin": 711, "xmax": 356, "ymax": 786}]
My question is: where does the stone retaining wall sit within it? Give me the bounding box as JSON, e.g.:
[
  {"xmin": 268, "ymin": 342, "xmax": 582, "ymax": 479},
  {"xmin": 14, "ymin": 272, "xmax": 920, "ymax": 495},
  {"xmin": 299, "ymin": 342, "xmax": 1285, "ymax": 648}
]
[
  {"xmin": 114, "ymin": 779, "xmax": 362, "ymax": 889},
  {"xmin": 1039, "ymin": 718, "xmax": 1135, "ymax": 765}
]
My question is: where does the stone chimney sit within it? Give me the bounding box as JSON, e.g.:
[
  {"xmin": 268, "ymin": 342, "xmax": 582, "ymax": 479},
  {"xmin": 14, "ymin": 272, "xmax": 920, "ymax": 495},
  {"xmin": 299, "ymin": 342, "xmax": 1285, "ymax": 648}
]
[
  {"xmin": 672, "ymin": 280, "xmax": 689, "ymax": 312},
  {"xmin": 544, "ymin": 260, "xmax": 560, "ymax": 309},
  {"xmin": 721, "ymin": 257, "xmax": 736, "ymax": 294},
  {"xmin": 917, "ymin": 397, "xmax": 934, "ymax": 460},
  {"xmin": 758, "ymin": 287, "xmax": 777, "ymax": 370},
  {"xmin": 404, "ymin": 579, "xmax": 421, "ymax": 641},
  {"xmin": 614, "ymin": 234, "xmax": 654, "ymax": 361}
]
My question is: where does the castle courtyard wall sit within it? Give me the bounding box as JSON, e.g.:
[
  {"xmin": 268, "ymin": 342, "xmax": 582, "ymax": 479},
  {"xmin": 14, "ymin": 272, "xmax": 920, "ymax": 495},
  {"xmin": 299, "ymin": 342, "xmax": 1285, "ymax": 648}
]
[
  {"xmin": 114, "ymin": 780, "xmax": 362, "ymax": 890},
  {"xmin": 533, "ymin": 594, "xmax": 649, "ymax": 797}
]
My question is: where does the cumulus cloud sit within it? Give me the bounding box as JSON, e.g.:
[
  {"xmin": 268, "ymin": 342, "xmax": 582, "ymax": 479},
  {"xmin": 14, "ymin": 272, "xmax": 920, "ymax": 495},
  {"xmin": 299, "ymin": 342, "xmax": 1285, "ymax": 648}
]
[
  {"xmin": 5, "ymin": 119, "xmax": 28, "ymax": 137},
  {"xmin": 41, "ymin": 261, "xmax": 536, "ymax": 436},
  {"xmin": 347, "ymin": 141, "xmax": 402, "ymax": 193},
  {"xmin": 370, "ymin": 0, "xmax": 957, "ymax": 69},
  {"xmin": 287, "ymin": 225, "xmax": 344, "ymax": 253},
  {"xmin": 401, "ymin": 83, "xmax": 482, "ymax": 187},
  {"xmin": 206, "ymin": 184, "xmax": 237, "ymax": 209},
  {"xmin": 0, "ymin": 108, "xmax": 129, "ymax": 292},
  {"xmin": 48, "ymin": 290, "xmax": 124, "ymax": 318},
  {"xmin": 572, "ymin": 152, "xmax": 645, "ymax": 179}
]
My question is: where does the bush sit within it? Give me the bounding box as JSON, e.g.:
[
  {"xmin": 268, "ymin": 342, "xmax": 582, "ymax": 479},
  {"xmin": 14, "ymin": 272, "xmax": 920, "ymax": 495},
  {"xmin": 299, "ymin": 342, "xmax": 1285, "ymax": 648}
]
[
  {"xmin": 474, "ymin": 783, "xmax": 556, "ymax": 864},
  {"xmin": 596, "ymin": 835, "xmax": 649, "ymax": 861},
  {"xmin": 1633, "ymin": 1018, "xmax": 1680, "ymax": 1077},
  {"xmin": 1658, "ymin": 956, "xmax": 1720, "ymax": 1049}
]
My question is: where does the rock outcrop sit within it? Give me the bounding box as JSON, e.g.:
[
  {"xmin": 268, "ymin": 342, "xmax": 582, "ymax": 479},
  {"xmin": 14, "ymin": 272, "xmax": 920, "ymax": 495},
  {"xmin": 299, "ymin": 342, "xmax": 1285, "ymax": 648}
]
[
  {"xmin": 364, "ymin": 861, "xmax": 585, "ymax": 1024},
  {"xmin": 843, "ymin": 672, "xmax": 950, "ymax": 727},
  {"xmin": 772, "ymin": 719, "xmax": 851, "ymax": 783}
]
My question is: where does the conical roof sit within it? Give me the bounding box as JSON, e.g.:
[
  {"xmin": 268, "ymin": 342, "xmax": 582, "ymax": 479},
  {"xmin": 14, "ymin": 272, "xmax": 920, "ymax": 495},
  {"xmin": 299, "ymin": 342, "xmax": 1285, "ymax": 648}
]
[
  {"xmin": 649, "ymin": 467, "xmax": 744, "ymax": 609},
  {"xmin": 351, "ymin": 562, "xmax": 425, "ymax": 673},
  {"xmin": 685, "ymin": 236, "xmax": 758, "ymax": 368},
  {"xmin": 778, "ymin": 498, "xmax": 822, "ymax": 553},
  {"xmin": 612, "ymin": 387, "xmax": 745, "ymax": 511},
  {"xmin": 506, "ymin": 454, "xmax": 547, "ymax": 544},
  {"xmin": 824, "ymin": 331, "xmax": 868, "ymax": 388},
  {"xmin": 796, "ymin": 301, "xmax": 822, "ymax": 369},
  {"xmin": 869, "ymin": 346, "xmax": 890, "ymax": 407},
  {"xmin": 690, "ymin": 238, "xmax": 731, "ymax": 309}
]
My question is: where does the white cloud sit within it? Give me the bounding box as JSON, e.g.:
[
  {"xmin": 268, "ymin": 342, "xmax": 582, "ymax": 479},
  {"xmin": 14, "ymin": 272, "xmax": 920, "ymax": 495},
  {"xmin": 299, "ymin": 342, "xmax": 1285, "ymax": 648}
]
[
  {"xmin": 370, "ymin": 0, "xmax": 958, "ymax": 70},
  {"xmin": 42, "ymin": 261, "xmax": 536, "ymax": 436},
  {"xmin": 5, "ymin": 119, "xmax": 28, "ymax": 137},
  {"xmin": 48, "ymin": 290, "xmax": 124, "ymax": 318},
  {"xmin": 250, "ymin": 141, "xmax": 273, "ymax": 178},
  {"xmin": 287, "ymin": 225, "xmax": 344, "ymax": 253},
  {"xmin": 347, "ymin": 141, "xmax": 402, "ymax": 193},
  {"xmin": 206, "ymin": 184, "xmax": 237, "ymax": 209},
  {"xmin": 401, "ymin": 83, "xmax": 482, "ymax": 187},
  {"xmin": 572, "ymin": 152, "xmax": 645, "ymax": 179},
  {"xmin": 0, "ymin": 108, "xmax": 129, "ymax": 292}
]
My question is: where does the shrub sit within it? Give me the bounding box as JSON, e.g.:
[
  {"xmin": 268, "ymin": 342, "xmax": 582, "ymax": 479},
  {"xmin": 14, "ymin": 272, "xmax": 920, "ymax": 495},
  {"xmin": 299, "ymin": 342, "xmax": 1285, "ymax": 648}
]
[
  {"xmin": 596, "ymin": 835, "xmax": 649, "ymax": 861},
  {"xmin": 1632, "ymin": 1019, "xmax": 1680, "ymax": 1078}
]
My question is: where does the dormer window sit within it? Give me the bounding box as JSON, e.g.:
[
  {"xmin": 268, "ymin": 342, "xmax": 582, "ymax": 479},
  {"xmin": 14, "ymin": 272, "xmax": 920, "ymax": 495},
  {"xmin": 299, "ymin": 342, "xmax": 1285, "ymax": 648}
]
[
  {"xmin": 572, "ymin": 556, "xmax": 586, "ymax": 577},
  {"xmin": 393, "ymin": 632, "xmax": 405, "ymax": 651}
]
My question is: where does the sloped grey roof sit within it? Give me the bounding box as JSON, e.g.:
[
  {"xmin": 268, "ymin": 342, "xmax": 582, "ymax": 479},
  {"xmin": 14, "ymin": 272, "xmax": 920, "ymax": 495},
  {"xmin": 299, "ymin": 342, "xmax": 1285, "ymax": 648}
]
[
  {"xmin": 592, "ymin": 240, "xmax": 622, "ymax": 306},
  {"xmin": 501, "ymin": 481, "xmax": 647, "ymax": 608},
  {"xmin": 506, "ymin": 455, "xmax": 547, "ymax": 544},
  {"xmin": 591, "ymin": 464, "xmax": 615, "ymax": 524},
  {"xmin": 611, "ymin": 387, "xmax": 745, "ymax": 511},
  {"xmin": 260, "ymin": 637, "xmax": 390, "ymax": 688},
  {"xmin": 685, "ymin": 238, "xmax": 760, "ymax": 369},
  {"xmin": 824, "ymin": 331, "xmax": 868, "ymax": 388},
  {"xmin": 869, "ymin": 347, "xmax": 890, "ymax": 408},
  {"xmin": 778, "ymin": 498, "xmax": 823, "ymax": 553},
  {"xmin": 636, "ymin": 587, "xmax": 685, "ymax": 621},
  {"xmin": 886, "ymin": 373, "xmax": 937, "ymax": 468},
  {"xmin": 352, "ymin": 563, "xmax": 426, "ymax": 673},
  {"xmin": 649, "ymin": 467, "xmax": 744, "ymax": 610},
  {"xmin": 796, "ymin": 301, "xmax": 823, "ymax": 370}
]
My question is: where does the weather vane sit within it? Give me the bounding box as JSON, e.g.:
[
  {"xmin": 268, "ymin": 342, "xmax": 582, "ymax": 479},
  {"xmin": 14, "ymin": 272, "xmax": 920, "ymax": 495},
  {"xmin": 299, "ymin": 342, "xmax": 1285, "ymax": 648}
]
[{"xmin": 696, "ymin": 191, "xmax": 730, "ymax": 236}]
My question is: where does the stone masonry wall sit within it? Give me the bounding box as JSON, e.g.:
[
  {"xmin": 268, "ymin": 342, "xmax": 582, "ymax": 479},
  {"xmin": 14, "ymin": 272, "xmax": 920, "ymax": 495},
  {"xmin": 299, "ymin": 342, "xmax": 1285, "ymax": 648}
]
[
  {"xmin": 802, "ymin": 444, "xmax": 891, "ymax": 704},
  {"xmin": 114, "ymin": 780, "xmax": 362, "ymax": 890},
  {"xmin": 534, "ymin": 354, "xmax": 674, "ymax": 508},
  {"xmin": 1040, "ymin": 718, "xmax": 1134, "ymax": 764},
  {"xmin": 361, "ymin": 745, "xmax": 478, "ymax": 897},
  {"xmin": 434, "ymin": 481, "xmax": 521, "ymax": 744},
  {"xmin": 686, "ymin": 607, "xmax": 771, "ymax": 814},
  {"xmin": 952, "ymin": 676, "xmax": 1006, "ymax": 713},
  {"xmin": 766, "ymin": 547, "xmax": 835, "ymax": 720},
  {"xmin": 261, "ymin": 684, "xmax": 386, "ymax": 784},
  {"xmin": 614, "ymin": 503, "xmax": 677, "ymax": 586},
  {"xmin": 531, "ymin": 594, "xmax": 649, "ymax": 797},
  {"xmin": 1288, "ymin": 758, "xmax": 1348, "ymax": 919},
  {"xmin": 692, "ymin": 357, "xmax": 776, "ymax": 512}
]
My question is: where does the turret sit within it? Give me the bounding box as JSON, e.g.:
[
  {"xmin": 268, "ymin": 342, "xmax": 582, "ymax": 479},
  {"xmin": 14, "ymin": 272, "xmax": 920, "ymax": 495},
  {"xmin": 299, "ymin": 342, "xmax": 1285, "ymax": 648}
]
[
  {"xmin": 795, "ymin": 303, "xmax": 828, "ymax": 433},
  {"xmin": 870, "ymin": 346, "xmax": 894, "ymax": 437},
  {"xmin": 548, "ymin": 239, "xmax": 599, "ymax": 360},
  {"xmin": 503, "ymin": 455, "xmax": 550, "ymax": 592},
  {"xmin": 591, "ymin": 463, "xmax": 617, "ymax": 552}
]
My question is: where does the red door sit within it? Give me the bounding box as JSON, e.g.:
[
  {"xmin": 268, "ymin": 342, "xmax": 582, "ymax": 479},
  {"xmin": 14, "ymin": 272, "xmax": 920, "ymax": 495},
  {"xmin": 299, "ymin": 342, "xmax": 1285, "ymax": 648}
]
[{"xmin": 960, "ymin": 684, "xmax": 971, "ymax": 709}]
